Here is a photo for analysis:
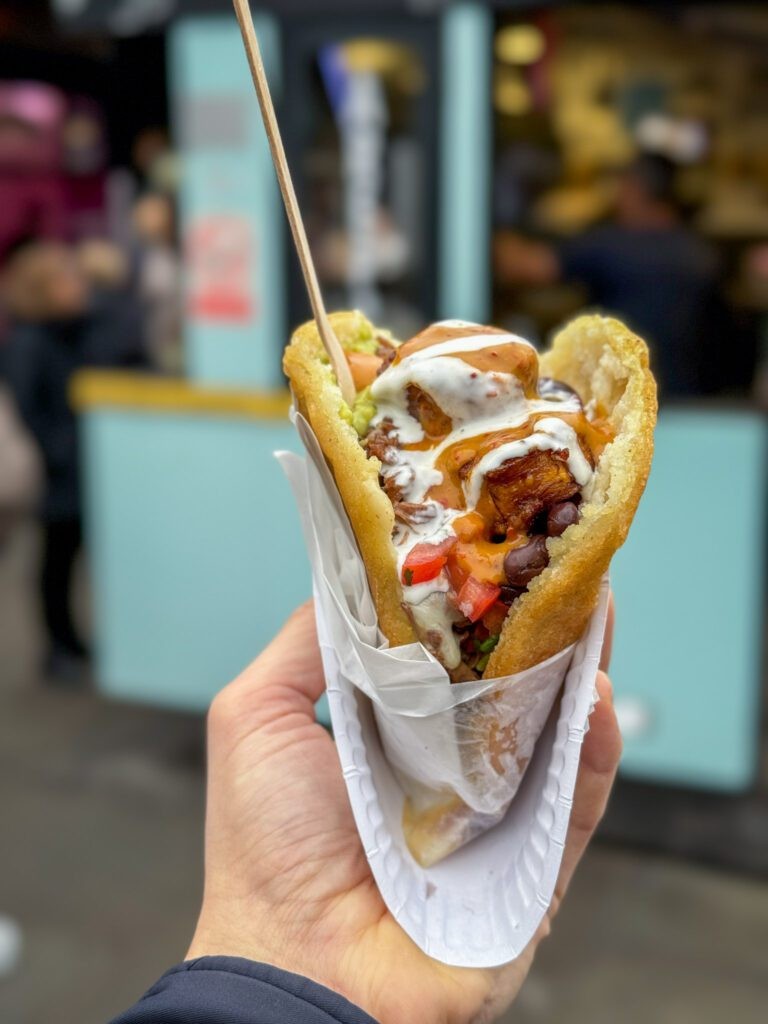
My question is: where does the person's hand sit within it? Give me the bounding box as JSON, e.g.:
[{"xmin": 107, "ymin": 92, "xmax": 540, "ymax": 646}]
[
  {"xmin": 492, "ymin": 231, "xmax": 560, "ymax": 287},
  {"xmin": 188, "ymin": 600, "xmax": 621, "ymax": 1024}
]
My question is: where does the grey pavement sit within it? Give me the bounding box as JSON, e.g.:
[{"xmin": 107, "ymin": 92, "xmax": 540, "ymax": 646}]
[{"xmin": 1, "ymin": 523, "xmax": 767, "ymax": 1024}]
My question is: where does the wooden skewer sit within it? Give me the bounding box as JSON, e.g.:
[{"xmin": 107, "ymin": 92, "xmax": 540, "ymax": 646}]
[{"xmin": 231, "ymin": 0, "xmax": 357, "ymax": 406}]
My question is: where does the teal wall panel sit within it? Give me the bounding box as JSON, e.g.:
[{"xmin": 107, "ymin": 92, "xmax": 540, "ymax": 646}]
[
  {"xmin": 82, "ymin": 410, "xmax": 310, "ymax": 710},
  {"xmin": 438, "ymin": 3, "xmax": 492, "ymax": 323},
  {"xmin": 611, "ymin": 410, "xmax": 766, "ymax": 789}
]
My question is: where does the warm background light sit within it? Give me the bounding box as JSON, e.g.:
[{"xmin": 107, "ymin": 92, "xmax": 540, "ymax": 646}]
[
  {"xmin": 341, "ymin": 38, "xmax": 426, "ymax": 93},
  {"xmin": 494, "ymin": 69, "xmax": 532, "ymax": 115},
  {"xmin": 494, "ymin": 23, "xmax": 546, "ymax": 66}
]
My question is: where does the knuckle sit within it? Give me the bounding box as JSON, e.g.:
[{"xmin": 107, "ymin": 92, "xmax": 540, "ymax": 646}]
[
  {"xmin": 207, "ymin": 682, "xmax": 242, "ymax": 734},
  {"xmin": 284, "ymin": 601, "xmax": 314, "ymax": 637},
  {"xmin": 532, "ymin": 913, "xmax": 552, "ymax": 949}
]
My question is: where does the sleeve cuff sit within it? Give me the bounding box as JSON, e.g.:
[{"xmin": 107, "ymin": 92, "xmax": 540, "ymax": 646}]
[{"xmin": 109, "ymin": 955, "xmax": 380, "ymax": 1024}]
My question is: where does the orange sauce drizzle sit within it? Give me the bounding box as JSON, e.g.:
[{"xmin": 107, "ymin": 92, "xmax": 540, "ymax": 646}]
[
  {"xmin": 393, "ymin": 328, "xmax": 615, "ymax": 587},
  {"xmin": 363, "ymin": 323, "xmax": 617, "ymax": 589},
  {"xmin": 394, "ymin": 324, "xmax": 539, "ymax": 399},
  {"xmin": 412, "ymin": 412, "xmax": 612, "ymax": 514}
]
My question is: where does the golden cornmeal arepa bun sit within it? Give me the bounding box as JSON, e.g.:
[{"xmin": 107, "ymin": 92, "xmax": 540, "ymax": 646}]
[
  {"xmin": 486, "ymin": 313, "xmax": 657, "ymax": 675},
  {"xmin": 283, "ymin": 310, "xmax": 657, "ymax": 676},
  {"xmin": 284, "ymin": 311, "xmax": 415, "ymax": 649},
  {"xmin": 285, "ymin": 311, "xmax": 656, "ymax": 867}
]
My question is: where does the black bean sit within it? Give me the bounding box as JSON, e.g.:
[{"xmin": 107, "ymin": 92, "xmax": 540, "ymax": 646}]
[
  {"xmin": 504, "ymin": 536, "xmax": 549, "ymax": 588},
  {"xmin": 500, "ymin": 585, "xmax": 526, "ymax": 604},
  {"xmin": 546, "ymin": 500, "xmax": 580, "ymax": 537}
]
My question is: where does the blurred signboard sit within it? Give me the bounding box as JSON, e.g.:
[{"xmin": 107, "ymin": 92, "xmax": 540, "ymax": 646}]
[
  {"xmin": 169, "ymin": 15, "xmax": 285, "ymax": 387},
  {"xmin": 186, "ymin": 215, "xmax": 254, "ymax": 323}
]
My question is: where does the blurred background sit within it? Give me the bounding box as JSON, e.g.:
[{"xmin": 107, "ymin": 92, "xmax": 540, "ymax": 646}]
[{"xmin": 0, "ymin": 1, "xmax": 766, "ymax": 1022}]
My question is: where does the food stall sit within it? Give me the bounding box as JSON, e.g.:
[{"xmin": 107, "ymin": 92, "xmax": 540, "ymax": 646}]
[
  {"xmin": 71, "ymin": 2, "xmax": 491, "ymax": 722},
  {"xmin": 63, "ymin": 2, "xmax": 765, "ymax": 796}
]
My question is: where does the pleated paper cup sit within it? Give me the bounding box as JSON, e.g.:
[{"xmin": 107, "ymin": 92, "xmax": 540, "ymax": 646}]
[{"xmin": 277, "ymin": 414, "xmax": 609, "ymax": 967}]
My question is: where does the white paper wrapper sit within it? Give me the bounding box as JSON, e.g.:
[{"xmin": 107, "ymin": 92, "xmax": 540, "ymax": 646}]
[{"xmin": 276, "ymin": 414, "xmax": 609, "ymax": 967}]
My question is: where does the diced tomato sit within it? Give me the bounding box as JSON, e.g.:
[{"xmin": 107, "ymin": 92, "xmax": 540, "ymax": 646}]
[
  {"xmin": 445, "ymin": 548, "xmax": 469, "ymax": 593},
  {"xmin": 481, "ymin": 600, "xmax": 508, "ymax": 635},
  {"xmin": 402, "ymin": 537, "xmax": 457, "ymax": 586},
  {"xmin": 457, "ymin": 576, "xmax": 501, "ymax": 623}
]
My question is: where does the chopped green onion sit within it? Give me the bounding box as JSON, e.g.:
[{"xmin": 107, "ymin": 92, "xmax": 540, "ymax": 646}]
[
  {"xmin": 476, "ymin": 653, "xmax": 491, "ymax": 672},
  {"xmin": 477, "ymin": 634, "xmax": 500, "ymax": 654}
]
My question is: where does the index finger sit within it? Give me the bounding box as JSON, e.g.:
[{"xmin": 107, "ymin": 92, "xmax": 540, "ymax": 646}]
[{"xmin": 551, "ymin": 670, "xmax": 622, "ymax": 909}]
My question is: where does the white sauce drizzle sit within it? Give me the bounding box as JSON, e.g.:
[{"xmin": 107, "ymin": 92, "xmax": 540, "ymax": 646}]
[
  {"xmin": 465, "ymin": 417, "xmax": 593, "ymax": 508},
  {"xmin": 368, "ymin": 322, "xmax": 595, "ymax": 670},
  {"xmin": 394, "ymin": 331, "xmax": 535, "ymax": 363}
]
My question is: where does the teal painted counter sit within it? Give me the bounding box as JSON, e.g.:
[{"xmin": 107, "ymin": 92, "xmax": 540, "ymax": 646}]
[
  {"xmin": 81, "ymin": 405, "xmax": 312, "ymax": 711},
  {"xmin": 610, "ymin": 408, "xmax": 766, "ymax": 790}
]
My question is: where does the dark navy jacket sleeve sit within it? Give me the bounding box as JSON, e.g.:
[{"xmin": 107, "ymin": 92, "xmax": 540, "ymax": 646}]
[{"xmin": 109, "ymin": 956, "xmax": 380, "ymax": 1024}]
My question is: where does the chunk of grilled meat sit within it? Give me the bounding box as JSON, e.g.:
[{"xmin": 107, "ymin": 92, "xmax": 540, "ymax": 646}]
[
  {"xmin": 406, "ymin": 385, "xmax": 452, "ymax": 438},
  {"xmin": 393, "ymin": 501, "xmax": 439, "ymax": 526},
  {"xmin": 365, "ymin": 422, "xmax": 397, "ymax": 463},
  {"xmin": 449, "ymin": 661, "xmax": 479, "ymax": 683},
  {"xmin": 486, "ymin": 448, "xmax": 579, "ymax": 532},
  {"xmin": 376, "ymin": 344, "xmax": 397, "ymax": 372}
]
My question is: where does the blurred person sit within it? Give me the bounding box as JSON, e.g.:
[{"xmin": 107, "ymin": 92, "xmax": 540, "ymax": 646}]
[
  {"xmin": 61, "ymin": 99, "xmax": 109, "ymax": 241},
  {"xmin": 1, "ymin": 240, "xmax": 144, "ymax": 682},
  {"xmin": 0, "ymin": 380, "xmax": 42, "ymax": 546},
  {"xmin": 104, "ymin": 127, "xmax": 178, "ymax": 256},
  {"xmin": 0, "ymin": 84, "xmax": 67, "ymax": 266},
  {"xmin": 493, "ymin": 142, "xmax": 560, "ymax": 231},
  {"xmin": 77, "ymin": 236, "xmax": 148, "ymax": 371},
  {"xmin": 495, "ymin": 154, "xmax": 724, "ymax": 398},
  {"xmin": 111, "ymin": 602, "xmax": 620, "ymax": 1024},
  {"xmin": 76, "ymin": 237, "xmax": 130, "ymax": 294},
  {"xmin": 132, "ymin": 126, "xmax": 178, "ymax": 196},
  {"xmin": 131, "ymin": 193, "xmax": 182, "ymax": 372}
]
